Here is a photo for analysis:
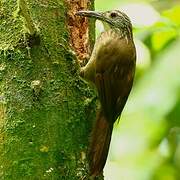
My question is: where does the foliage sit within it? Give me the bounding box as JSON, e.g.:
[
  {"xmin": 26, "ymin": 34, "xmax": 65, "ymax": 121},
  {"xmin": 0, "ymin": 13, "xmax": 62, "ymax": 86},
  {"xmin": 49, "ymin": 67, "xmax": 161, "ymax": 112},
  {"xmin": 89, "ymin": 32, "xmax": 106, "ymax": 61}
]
[{"xmin": 95, "ymin": 1, "xmax": 180, "ymax": 180}]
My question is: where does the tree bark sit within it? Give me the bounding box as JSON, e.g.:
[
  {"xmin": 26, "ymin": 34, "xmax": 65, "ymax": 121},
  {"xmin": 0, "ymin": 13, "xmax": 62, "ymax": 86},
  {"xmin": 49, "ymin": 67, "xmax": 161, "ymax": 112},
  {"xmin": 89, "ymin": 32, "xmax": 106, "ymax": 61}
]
[{"xmin": 0, "ymin": 0, "xmax": 103, "ymax": 179}]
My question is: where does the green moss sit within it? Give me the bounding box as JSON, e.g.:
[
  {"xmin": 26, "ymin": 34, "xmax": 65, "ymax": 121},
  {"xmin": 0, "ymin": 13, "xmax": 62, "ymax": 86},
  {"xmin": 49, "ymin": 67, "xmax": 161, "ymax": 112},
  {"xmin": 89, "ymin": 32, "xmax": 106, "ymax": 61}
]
[
  {"xmin": 0, "ymin": 1, "xmax": 22, "ymax": 50},
  {"xmin": 0, "ymin": 0, "xmax": 96, "ymax": 179}
]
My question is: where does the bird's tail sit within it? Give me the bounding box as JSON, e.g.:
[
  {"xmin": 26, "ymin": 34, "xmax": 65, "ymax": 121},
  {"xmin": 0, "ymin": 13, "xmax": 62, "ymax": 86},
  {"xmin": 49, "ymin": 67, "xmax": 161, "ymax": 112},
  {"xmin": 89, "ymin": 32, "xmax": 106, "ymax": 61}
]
[{"xmin": 89, "ymin": 108, "xmax": 113, "ymax": 177}]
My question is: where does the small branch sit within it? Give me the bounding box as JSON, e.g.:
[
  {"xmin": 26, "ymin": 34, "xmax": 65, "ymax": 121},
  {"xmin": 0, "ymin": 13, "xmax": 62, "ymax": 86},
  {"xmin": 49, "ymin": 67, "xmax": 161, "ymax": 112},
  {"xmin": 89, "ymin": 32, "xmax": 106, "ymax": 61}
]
[
  {"xmin": 16, "ymin": 0, "xmax": 37, "ymax": 35},
  {"xmin": 14, "ymin": 0, "xmax": 41, "ymax": 48}
]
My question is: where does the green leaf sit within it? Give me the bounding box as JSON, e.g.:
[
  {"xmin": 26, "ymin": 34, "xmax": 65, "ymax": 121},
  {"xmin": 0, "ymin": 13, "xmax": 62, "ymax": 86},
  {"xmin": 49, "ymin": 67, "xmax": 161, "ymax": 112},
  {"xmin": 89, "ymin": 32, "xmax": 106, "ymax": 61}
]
[
  {"xmin": 163, "ymin": 6, "xmax": 180, "ymax": 27},
  {"xmin": 151, "ymin": 27, "xmax": 177, "ymax": 51}
]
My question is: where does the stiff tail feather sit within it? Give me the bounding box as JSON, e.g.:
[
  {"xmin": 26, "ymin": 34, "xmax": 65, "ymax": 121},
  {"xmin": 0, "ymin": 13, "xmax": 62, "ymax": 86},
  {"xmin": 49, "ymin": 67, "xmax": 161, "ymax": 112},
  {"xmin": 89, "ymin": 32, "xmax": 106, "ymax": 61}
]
[{"xmin": 89, "ymin": 109, "xmax": 113, "ymax": 177}]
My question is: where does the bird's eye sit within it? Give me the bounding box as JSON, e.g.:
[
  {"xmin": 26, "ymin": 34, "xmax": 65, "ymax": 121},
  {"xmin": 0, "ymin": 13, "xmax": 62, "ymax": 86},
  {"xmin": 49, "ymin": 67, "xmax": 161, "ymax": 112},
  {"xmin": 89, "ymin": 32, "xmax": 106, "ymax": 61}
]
[{"xmin": 110, "ymin": 12, "xmax": 117, "ymax": 18}]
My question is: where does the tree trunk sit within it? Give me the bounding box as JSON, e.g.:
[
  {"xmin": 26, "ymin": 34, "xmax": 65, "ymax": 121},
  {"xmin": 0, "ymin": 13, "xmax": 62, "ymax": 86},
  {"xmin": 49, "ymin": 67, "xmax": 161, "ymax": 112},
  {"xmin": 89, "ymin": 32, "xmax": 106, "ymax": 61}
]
[{"xmin": 0, "ymin": 0, "xmax": 103, "ymax": 179}]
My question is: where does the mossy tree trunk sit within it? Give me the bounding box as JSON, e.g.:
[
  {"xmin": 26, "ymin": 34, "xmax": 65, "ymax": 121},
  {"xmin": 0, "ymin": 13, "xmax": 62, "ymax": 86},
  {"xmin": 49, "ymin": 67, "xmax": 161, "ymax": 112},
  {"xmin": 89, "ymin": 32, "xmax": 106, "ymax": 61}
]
[{"xmin": 0, "ymin": 0, "xmax": 103, "ymax": 179}]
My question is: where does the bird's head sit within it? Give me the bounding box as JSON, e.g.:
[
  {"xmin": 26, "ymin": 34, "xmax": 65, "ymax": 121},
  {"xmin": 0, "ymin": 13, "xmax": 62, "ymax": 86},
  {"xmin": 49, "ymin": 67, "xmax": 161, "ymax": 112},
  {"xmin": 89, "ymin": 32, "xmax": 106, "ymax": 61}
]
[{"xmin": 76, "ymin": 10, "xmax": 132, "ymax": 35}]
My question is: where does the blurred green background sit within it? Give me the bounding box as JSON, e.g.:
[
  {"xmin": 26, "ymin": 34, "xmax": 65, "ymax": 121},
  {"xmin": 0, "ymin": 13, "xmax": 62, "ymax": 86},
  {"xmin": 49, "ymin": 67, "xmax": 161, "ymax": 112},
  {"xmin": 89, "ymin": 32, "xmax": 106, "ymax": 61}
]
[{"xmin": 95, "ymin": 0, "xmax": 180, "ymax": 180}]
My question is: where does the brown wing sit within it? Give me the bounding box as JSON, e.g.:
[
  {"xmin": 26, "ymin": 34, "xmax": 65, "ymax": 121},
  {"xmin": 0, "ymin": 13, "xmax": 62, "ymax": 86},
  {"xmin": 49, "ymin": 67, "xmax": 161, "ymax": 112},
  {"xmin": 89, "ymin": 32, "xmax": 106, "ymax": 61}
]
[{"xmin": 95, "ymin": 34, "xmax": 136, "ymax": 123}]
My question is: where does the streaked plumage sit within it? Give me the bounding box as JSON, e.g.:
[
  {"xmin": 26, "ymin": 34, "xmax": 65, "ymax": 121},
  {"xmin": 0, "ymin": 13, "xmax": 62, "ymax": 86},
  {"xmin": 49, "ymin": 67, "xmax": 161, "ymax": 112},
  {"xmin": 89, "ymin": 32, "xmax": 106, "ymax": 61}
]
[{"xmin": 77, "ymin": 10, "xmax": 136, "ymax": 177}]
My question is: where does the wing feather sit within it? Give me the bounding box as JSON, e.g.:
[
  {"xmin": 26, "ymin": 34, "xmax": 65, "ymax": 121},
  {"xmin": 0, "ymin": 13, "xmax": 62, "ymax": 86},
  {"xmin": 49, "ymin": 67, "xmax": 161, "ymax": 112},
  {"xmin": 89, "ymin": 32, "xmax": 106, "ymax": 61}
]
[{"xmin": 93, "ymin": 30, "xmax": 136, "ymax": 123}]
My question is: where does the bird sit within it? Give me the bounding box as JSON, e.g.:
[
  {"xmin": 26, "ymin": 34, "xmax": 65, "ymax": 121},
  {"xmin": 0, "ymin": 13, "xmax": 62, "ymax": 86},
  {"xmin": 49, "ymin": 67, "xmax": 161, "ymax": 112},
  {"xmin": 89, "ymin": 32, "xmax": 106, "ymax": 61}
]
[{"xmin": 76, "ymin": 10, "xmax": 136, "ymax": 177}]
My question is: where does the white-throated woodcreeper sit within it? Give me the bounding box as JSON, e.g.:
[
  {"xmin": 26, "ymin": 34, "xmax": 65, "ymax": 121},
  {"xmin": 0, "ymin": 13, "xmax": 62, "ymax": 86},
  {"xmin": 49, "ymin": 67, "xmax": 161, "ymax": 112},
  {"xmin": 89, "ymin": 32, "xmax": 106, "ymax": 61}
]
[{"xmin": 76, "ymin": 10, "xmax": 136, "ymax": 177}]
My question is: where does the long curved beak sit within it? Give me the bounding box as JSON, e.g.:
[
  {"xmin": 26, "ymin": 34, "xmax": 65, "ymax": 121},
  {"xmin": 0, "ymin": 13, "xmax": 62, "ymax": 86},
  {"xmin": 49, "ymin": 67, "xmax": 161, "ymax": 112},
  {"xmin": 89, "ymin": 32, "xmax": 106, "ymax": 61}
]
[
  {"xmin": 76, "ymin": 11, "xmax": 103, "ymax": 20},
  {"xmin": 76, "ymin": 10, "xmax": 113, "ymax": 26}
]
